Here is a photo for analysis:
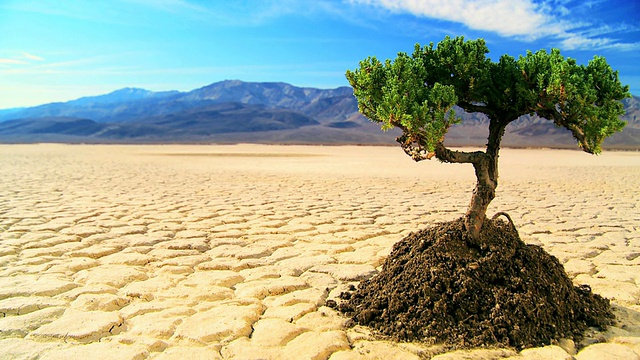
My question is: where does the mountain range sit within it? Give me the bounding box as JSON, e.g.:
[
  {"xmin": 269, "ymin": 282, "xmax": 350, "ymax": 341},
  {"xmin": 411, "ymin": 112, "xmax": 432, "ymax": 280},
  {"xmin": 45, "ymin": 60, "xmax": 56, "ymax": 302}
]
[{"xmin": 1, "ymin": 80, "xmax": 638, "ymax": 149}]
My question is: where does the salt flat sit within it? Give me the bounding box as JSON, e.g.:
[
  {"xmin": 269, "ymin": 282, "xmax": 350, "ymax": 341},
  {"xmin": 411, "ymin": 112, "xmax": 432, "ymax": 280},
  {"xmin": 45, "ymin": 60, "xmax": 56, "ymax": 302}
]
[{"xmin": 1, "ymin": 144, "xmax": 639, "ymax": 359}]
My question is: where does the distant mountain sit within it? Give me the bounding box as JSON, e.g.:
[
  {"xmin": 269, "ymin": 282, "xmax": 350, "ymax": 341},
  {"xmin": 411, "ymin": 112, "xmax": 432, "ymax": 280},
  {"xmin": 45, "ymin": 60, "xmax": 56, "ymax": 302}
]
[
  {"xmin": 0, "ymin": 103, "xmax": 327, "ymax": 141},
  {"xmin": 0, "ymin": 80, "xmax": 637, "ymax": 149},
  {"xmin": 0, "ymin": 117, "xmax": 107, "ymax": 137},
  {"xmin": 183, "ymin": 80, "xmax": 353, "ymax": 111},
  {"xmin": 67, "ymin": 87, "xmax": 181, "ymax": 106},
  {"xmin": 0, "ymin": 88, "xmax": 182, "ymax": 123}
]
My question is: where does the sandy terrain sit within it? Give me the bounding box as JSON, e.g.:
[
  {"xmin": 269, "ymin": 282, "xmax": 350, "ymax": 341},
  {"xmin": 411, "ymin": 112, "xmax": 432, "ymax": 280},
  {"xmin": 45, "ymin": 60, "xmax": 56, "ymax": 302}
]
[{"xmin": 0, "ymin": 144, "xmax": 639, "ymax": 359}]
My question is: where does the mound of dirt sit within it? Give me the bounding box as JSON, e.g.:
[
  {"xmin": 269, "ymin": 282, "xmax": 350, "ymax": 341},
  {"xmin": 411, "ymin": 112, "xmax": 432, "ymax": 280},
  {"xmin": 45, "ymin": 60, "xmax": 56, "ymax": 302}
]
[{"xmin": 334, "ymin": 217, "xmax": 613, "ymax": 350}]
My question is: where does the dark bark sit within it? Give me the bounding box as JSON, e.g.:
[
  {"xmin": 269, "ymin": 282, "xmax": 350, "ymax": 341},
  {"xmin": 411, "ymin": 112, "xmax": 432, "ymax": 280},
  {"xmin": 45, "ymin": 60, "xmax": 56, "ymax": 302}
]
[
  {"xmin": 396, "ymin": 118, "xmax": 508, "ymax": 240},
  {"xmin": 433, "ymin": 143, "xmax": 495, "ymax": 240},
  {"xmin": 464, "ymin": 119, "xmax": 506, "ymax": 239}
]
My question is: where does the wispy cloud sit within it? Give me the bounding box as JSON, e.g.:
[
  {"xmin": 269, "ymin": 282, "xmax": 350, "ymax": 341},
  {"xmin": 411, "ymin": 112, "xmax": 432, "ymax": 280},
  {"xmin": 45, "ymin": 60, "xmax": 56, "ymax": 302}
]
[
  {"xmin": 0, "ymin": 58, "xmax": 28, "ymax": 65},
  {"xmin": 350, "ymin": 0, "xmax": 555, "ymax": 39},
  {"xmin": 23, "ymin": 52, "xmax": 45, "ymax": 61},
  {"xmin": 558, "ymin": 34, "xmax": 640, "ymax": 51},
  {"xmin": 0, "ymin": 53, "xmax": 136, "ymax": 77},
  {"xmin": 0, "ymin": 53, "xmax": 46, "ymax": 66},
  {"xmin": 350, "ymin": 0, "xmax": 640, "ymax": 51},
  {"xmin": 556, "ymin": 21, "xmax": 640, "ymax": 51}
]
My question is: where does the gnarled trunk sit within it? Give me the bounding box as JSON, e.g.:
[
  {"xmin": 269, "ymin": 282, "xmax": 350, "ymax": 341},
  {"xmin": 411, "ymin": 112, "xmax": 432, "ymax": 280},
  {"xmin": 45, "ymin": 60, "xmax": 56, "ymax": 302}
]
[
  {"xmin": 464, "ymin": 119, "xmax": 505, "ymax": 239},
  {"xmin": 465, "ymin": 155, "xmax": 497, "ymax": 239},
  {"xmin": 398, "ymin": 118, "xmax": 508, "ymax": 241}
]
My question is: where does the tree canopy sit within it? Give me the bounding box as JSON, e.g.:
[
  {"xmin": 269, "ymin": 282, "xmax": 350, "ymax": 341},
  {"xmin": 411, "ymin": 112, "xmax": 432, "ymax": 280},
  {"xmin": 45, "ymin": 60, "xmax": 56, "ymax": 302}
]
[
  {"xmin": 346, "ymin": 36, "xmax": 629, "ymax": 238},
  {"xmin": 346, "ymin": 36, "xmax": 629, "ymax": 157}
]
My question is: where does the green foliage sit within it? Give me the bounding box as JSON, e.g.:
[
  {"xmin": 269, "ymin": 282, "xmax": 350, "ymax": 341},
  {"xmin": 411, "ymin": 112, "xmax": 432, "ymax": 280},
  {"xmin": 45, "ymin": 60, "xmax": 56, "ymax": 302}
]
[
  {"xmin": 346, "ymin": 36, "xmax": 630, "ymax": 156},
  {"xmin": 346, "ymin": 46, "xmax": 462, "ymax": 154},
  {"xmin": 517, "ymin": 49, "xmax": 628, "ymax": 153}
]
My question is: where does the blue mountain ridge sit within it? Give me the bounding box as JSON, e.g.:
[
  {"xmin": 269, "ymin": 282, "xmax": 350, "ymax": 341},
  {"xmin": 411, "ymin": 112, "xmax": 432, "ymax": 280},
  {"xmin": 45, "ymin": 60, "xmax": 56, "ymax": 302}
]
[{"xmin": 0, "ymin": 80, "xmax": 637, "ymax": 148}]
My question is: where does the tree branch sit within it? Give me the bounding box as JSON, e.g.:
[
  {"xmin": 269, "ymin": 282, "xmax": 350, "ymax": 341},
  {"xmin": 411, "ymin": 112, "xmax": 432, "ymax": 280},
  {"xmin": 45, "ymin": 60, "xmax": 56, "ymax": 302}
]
[
  {"xmin": 396, "ymin": 133, "xmax": 435, "ymax": 161},
  {"xmin": 564, "ymin": 122, "xmax": 594, "ymax": 154},
  {"xmin": 396, "ymin": 130, "xmax": 487, "ymax": 165},
  {"xmin": 434, "ymin": 142, "xmax": 486, "ymax": 164},
  {"xmin": 535, "ymin": 106, "xmax": 595, "ymax": 154},
  {"xmin": 458, "ymin": 101, "xmax": 490, "ymax": 116}
]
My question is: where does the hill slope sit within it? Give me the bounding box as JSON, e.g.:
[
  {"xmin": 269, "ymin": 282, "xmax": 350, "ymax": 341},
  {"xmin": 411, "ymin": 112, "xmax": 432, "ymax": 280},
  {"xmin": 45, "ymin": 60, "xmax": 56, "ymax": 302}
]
[{"xmin": 0, "ymin": 81, "xmax": 637, "ymax": 149}]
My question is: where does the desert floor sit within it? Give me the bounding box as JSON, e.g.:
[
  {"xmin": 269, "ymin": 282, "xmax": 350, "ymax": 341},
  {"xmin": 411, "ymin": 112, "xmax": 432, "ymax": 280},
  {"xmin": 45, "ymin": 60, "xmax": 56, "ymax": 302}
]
[{"xmin": 1, "ymin": 144, "xmax": 639, "ymax": 360}]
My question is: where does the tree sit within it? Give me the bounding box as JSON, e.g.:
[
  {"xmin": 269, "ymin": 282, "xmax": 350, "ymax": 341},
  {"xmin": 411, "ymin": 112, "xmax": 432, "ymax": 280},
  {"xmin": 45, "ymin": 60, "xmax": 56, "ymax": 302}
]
[{"xmin": 346, "ymin": 36, "xmax": 629, "ymax": 239}]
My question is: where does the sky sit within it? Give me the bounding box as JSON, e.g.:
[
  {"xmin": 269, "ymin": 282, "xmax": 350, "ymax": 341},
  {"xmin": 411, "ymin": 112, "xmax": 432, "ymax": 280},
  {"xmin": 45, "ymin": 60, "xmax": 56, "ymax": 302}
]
[{"xmin": 1, "ymin": 0, "xmax": 639, "ymax": 109}]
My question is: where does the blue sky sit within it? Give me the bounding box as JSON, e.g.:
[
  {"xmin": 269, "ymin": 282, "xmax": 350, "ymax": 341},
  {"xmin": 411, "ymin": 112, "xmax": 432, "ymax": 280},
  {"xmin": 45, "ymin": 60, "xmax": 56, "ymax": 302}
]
[{"xmin": 1, "ymin": 0, "xmax": 639, "ymax": 109}]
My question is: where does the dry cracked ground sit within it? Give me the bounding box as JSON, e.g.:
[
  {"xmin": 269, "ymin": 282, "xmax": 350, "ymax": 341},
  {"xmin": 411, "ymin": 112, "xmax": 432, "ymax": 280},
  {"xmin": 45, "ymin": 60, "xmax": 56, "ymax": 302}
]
[{"xmin": 0, "ymin": 144, "xmax": 639, "ymax": 360}]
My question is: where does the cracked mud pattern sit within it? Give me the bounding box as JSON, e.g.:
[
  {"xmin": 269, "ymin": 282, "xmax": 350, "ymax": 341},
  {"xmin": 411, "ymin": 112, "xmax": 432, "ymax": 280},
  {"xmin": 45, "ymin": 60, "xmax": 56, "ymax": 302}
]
[{"xmin": 1, "ymin": 144, "xmax": 639, "ymax": 359}]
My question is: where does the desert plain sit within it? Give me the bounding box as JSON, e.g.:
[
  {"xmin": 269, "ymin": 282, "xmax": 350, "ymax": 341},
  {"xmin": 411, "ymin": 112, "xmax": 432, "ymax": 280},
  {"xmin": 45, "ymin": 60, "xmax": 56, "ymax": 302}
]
[{"xmin": 0, "ymin": 143, "xmax": 639, "ymax": 360}]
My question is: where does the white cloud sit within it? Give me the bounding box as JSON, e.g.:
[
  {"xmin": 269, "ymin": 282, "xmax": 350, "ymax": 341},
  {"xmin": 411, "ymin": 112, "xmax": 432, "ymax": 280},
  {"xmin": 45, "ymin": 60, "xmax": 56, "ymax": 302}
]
[
  {"xmin": 0, "ymin": 58, "xmax": 28, "ymax": 65},
  {"xmin": 0, "ymin": 53, "xmax": 46, "ymax": 66},
  {"xmin": 553, "ymin": 21, "xmax": 640, "ymax": 51},
  {"xmin": 350, "ymin": 0, "xmax": 556, "ymax": 39},
  {"xmin": 558, "ymin": 34, "xmax": 612, "ymax": 50},
  {"xmin": 23, "ymin": 52, "xmax": 45, "ymax": 61},
  {"xmin": 559, "ymin": 34, "xmax": 640, "ymax": 51},
  {"xmin": 351, "ymin": 0, "xmax": 640, "ymax": 51}
]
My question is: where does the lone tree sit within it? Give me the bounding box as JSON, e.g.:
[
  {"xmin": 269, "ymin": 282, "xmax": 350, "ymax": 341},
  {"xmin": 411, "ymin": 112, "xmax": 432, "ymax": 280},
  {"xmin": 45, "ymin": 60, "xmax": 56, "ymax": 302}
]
[
  {"xmin": 336, "ymin": 36, "xmax": 629, "ymax": 349},
  {"xmin": 347, "ymin": 36, "xmax": 629, "ymax": 240}
]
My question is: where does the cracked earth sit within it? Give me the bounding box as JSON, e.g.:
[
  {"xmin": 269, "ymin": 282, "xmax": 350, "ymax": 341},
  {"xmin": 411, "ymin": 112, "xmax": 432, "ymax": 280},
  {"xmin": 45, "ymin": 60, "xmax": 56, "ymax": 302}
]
[{"xmin": 1, "ymin": 144, "xmax": 639, "ymax": 359}]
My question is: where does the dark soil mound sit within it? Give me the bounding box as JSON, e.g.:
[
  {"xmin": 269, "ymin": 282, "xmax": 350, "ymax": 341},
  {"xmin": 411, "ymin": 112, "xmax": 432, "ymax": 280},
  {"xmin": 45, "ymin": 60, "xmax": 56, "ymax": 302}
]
[{"xmin": 334, "ymin": 217, "xmax": 613, "ymax": 350}]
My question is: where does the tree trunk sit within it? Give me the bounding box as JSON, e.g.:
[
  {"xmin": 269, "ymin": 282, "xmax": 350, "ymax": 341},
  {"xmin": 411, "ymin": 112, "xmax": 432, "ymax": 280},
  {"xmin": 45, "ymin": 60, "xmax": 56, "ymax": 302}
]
[
  {"xmin": 464, "ymin": 119, "xmax": 505, "ymax": 240},
  {"xmin": 465, "ymin": 156, "xmax": 496, "ymax": 239},
  {"xmin": 416, "ymin": 118, "xmax": 507, "ymax": 241}
]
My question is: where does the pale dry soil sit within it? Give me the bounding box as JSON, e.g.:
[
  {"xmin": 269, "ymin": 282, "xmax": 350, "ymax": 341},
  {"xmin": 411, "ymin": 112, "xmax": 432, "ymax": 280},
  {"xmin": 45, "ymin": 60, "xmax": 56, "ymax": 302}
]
[{"xmin": 0, "ymin": 144, "xmax": 639, "ymax": 360}]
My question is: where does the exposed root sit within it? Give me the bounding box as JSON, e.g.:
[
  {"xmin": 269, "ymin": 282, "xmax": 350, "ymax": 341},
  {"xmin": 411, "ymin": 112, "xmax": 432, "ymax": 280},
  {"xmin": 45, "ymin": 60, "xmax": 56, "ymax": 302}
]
[{"xmin": 492, "ymin": 211, "xmax": 514, "ymax": 228}]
